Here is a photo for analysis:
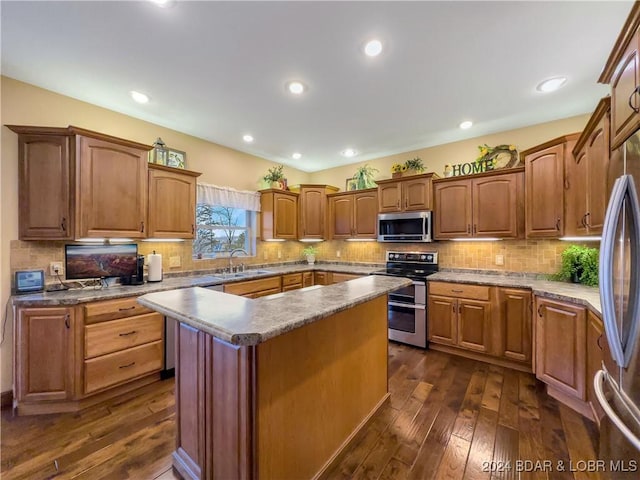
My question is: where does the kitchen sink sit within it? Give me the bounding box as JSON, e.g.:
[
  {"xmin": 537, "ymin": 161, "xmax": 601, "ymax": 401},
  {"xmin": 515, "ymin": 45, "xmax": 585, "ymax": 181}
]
[{"xmin": 223, "ymin": 269, "xmax": 273, "ymax": 278}]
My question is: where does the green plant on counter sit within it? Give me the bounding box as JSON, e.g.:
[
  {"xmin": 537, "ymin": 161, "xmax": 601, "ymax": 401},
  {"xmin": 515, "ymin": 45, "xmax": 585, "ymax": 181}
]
[
  {"xmin": 352, "ymin": 164, "xmax": 379, "ymax": 190},
  {"xmin": 302, "ymin": 245, "xmax": 318, "ymax": 256},
  {"xmin": 553, "ymin": 245, "xmax": 599, "ymax": 286}
]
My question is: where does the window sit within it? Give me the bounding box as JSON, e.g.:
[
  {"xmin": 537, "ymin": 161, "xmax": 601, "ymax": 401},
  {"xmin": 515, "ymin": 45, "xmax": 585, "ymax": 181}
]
[{"xmin": 193, "ymin": 204, "xmax": 255, "ymax": 258}]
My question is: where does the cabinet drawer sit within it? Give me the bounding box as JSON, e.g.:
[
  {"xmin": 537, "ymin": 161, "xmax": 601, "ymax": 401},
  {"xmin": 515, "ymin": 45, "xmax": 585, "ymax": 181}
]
[
  {"xmin": 84, "ymin": 297, "xmax": 152, "ymax": 324},
  {"xmin": 282, "ymin": 273, "xmax": 303, "ymax": 287},
  {"xmin": 84, "ymin": 312, "xmax": 163, "ymax": 359},
  {"xmin": 331, "ymin": 273, "xmax": 361, "ymax": 283},
  {"xmin": 282, "ymin": 284, "xmax": 302, "ymax": 292},
  {"xmin": 429, "ymin": 282, "xmax": 490, "ymax": 301},
  {"xmin": 224, "ymin": 276, "xmax": 281, "ymax": 296},
  {"xmin": 84, "ymin": 340, "xmax": 163, "ymax": 394}
]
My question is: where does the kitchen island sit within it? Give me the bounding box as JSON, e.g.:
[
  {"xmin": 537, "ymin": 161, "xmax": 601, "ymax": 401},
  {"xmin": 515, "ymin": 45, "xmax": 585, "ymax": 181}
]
[{"xmin": 138, "ymin": 275, "xmax": 410, "ymax": 480}]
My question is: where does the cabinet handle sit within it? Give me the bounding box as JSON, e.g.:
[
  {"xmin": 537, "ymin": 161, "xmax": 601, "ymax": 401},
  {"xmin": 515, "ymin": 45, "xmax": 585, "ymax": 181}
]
[
  {"xmin": 581, "ymin": 214, "xmax": 587, "ymax": 228},
  {"xmin": 140, "ymin": 221, "xmax": 145, "ymax": 233},
  {"xmin": 451, "ymin": 289, "xmax": 463, "ymax": 293},
  {"xmin": 118, "ymin": 306, "xmax": 136, "ymax": 311},
  {"xmin": 564, "ymin": 178, "xmax": 570, "ymax": 190},
  {"xmin": 473, "ymin": 224, "xmax": 477, "ymax": 234},
  {"xmin": 584, "ymin": 212, "xmax": 591, "ymax": 227},
  {"xmin": 452, "ymin": 304, "xmax": 456, "ymax": 313},
  {"xmin": 537, "ymin": 305, "xmax": 543, "ymax": 317},
  {"xmin": 61, "ymin": 217, "xmax": 67, "ymax": 232},
  {"xmin": 555, "ymin": 217, "xmax": 561, "ymax": 231},
  {"xmin": 628, "ymin": 86, "xmax": 640, "ymax": 114},
  {"xmin": 119, "ymin": 362, "xmax": 136, "ymax": 369},
  {"xmin": 597, "ymin": 334, "xmax": 603, "ymax": 350},
  {"xmin": 64, "ymin": 314, "xmax": 70, "ymax": 329},
  {"xmin": 192, "ymin": 224, "xmax": 195, "ymax": 235},
  {"xmin": 118, "ymin": 330, "xmax": 138, "ymax": 337},
  {"xmin": 397, "ymin": 200, "xmax": 400, "ymax": 209},
  {"xmin": 467, "ymin": 224, "xmax": 471, "ymax": 234},
  {"xmin": 458, "ymin": 304, "xmax": 462, "ymax": 314},
  {"xmin": 405, "ymin": 198, "xmax": 408, "ymax": 208}
]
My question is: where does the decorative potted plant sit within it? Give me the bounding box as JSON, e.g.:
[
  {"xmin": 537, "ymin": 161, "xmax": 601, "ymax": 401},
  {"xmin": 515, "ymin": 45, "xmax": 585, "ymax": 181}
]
[
  {"xmin": 403, "ymin": 157, "xmax": 425, "ymax": 175},
  {"xmin": 302, "ymin": 245, "xmax": 318, "ymax": 265},
  {"xmin": 351, "ymin": 164, "xmax": 379, "ymax": 190},
  {"xmin": 263, "ymin": 164, "xmax": 286, "ymax": 189},
  {"xmin": 553, "ymin": 245, "xmax": 599, "ymax": 286}
]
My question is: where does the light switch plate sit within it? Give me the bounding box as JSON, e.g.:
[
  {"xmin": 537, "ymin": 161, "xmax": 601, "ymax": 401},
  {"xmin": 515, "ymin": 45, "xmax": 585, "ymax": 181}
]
[
  {"xmin": 495, "ymin": 254, "xmax": 504, "ymax": 266},
  {"xmin": 49, "ymin": 262, "xmax": 64, "ymax": 276}
]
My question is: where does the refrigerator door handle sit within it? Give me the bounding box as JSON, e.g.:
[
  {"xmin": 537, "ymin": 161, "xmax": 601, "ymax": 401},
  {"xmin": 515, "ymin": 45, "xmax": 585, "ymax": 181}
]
[
  {"xmin": 599, "ymin": 174, "xmax": 640, "ymax": 368},
  {"xmin": 594, "ymin": 369, "xmax": 640, "ymax": 451}
]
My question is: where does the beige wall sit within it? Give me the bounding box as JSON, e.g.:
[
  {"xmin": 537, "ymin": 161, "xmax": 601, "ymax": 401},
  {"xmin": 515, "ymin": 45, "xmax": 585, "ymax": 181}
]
[
  {"xmin": 0, "ymin": 76, "xmax": 596, "ymax": 394},
  {"xmin": 308, "ymin": 114, "xmax": 589, "ymax": 188}
]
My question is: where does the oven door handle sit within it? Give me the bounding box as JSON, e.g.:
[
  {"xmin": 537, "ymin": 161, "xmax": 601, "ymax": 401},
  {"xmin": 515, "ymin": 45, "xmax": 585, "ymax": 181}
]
[{"xmin": 388, "ymin": 301, "xmax": 425, "ymax": 310}]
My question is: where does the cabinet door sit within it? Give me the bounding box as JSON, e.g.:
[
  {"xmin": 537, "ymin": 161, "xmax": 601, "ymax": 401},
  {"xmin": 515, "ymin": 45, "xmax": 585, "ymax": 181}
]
[
  {"xmin": 525, "ymin": 144, "xmax": 565, "ymax": 237},
  {"xmin": 496, "ymin": 288, "xmax": 532, "ymax": 363},
  {"xmin": 18, "ymin": 134, "xmax": 73, "ymax": 239},
  {"xmin": 585, "ymin": 116, "xmax": 610, "ymax": 234},
  {"xmin": 587, "ymin": 312, "xmax": 605, "ymax": 423},
  {"xmin": 457, "ymin": 299, "xmax": 491, "ymax": 353},
  {"xmin": 273, "ymin": 193, "xmax": 297, "ymax": 239},
  {"xmin": 610, "ymin": 29, "xmax": 640, "ymax": 149},
  {"xmin": 535, "ymin": 297, "xmax": 586, "ymax": 400},
  {"xmin": 473, "ymin": 173, "xmax": 519, "ymax": 237},
  {"xmin": 403, "ymin": 177, "xmax": 432, "ymax": 211},
  {"xmin": 313, "ymin": 271, "xmax": 331, "ymax": 285},
  {"xmin": 77, "ymin": 136, "xmax": 148, "ymax": 238},
  {"xmin": 299, "ymin": 187, "xmax": 326, "ymax": 239},
  {"xmin": 16, "ymin": 307, "xmax": 75, "ymax": 402},
  {"xmin": 378, "ymin": 182, "xmax": 402, "ymax": 213},
  {"xmin": 329, "ymin": 195, "xmax": 354, "ymax": 239},
  {"xmin": 565, "ymin": 149, "xmax": 589, "ymax": 237},
  {"xmin": 433, "ymin": 179, "xmax": 472, "ymax": 239},
  {"xmin": 427, "ymin": 295, "xmax": 457, "ymax": 346},
  {"xmin": 148, "ymin": 167, "xmax": 197, "ymax": 238},
  {"xmin": 302, "ymin": 272, "xmax": 313, "ymax": 287},
  {"xmin": 353, "ymin": 191, "xmax": 378, "ymax": 238}
]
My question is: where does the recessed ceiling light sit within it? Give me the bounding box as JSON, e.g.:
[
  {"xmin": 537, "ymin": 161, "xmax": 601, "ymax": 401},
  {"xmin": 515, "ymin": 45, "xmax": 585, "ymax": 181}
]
[
  {"xmin": 130, "ymin": 91, "xmax": 149, "ymax": 104},
  {"xmin": 341, "ymin": 148, "xmax": 358, "ymax": 158},
  {"xmin": 364, "ymin": 39, "xmax": 383, "ymax": 57},
  {"xmin": 243, "ymin": 134, "xmax": 254, "ymax": 143},
  {"xmin": 149, "ymin": 0, "xmax": 176, "ymax": 8},
  {"xmin": 292, "ymin": 152, "xmax": 302, "ymax": 160},
  {"xmin": 459, "ymin": 120, "xmax": 473, "ymax": 130},
  {"xmin": 536, "ymin": 76, "xmax": 567, "ymax": 93},
  {"xmin": 287, "ymin": 81, "xmax": 306, "ymax": 95}
]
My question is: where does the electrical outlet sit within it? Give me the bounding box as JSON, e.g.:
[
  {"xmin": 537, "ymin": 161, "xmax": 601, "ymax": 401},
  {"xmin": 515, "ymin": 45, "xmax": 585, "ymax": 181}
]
[
  {"xmin": 277, "ymin": 250, "xmax": 282, "ymax": 259},
  {"xmin": 50, "ymin": 262, "xmax": 64, "ymax": 276},
  {"xmin": 495, "ymin": 254, "xmax": 504, "ymax": 266},
  {"xmin": 169, "ymin": 256, "xmax": 181, "ymax": 268},
  {"xmin": 336, "ymin": 250, "xmax": 341, "ymax": 258}
]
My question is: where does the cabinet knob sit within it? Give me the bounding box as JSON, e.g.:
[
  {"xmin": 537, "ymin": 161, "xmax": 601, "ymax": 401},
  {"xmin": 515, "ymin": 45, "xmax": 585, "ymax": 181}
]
[
  {"xmin": 597, "ymin": 334, "xmax": 603, "ymax": 350},
  {"xmin": 192, "ymin": 224, "xmax": 195, "ymax": 235},
  {"xmin": 61, "ymin": 217, "xmax": 67, "ymax": 232},
  {"xmin": 537, "ymin": 305, "xmax": 543, "ymax": 317},
  {"xmin": 140, "ymin": 221, "xmax": 145, "ymax": 233},
  {"xmin": 629, "ymin": 86, "xmax": 640, "ymax": 114},
  {"xmin": 64, "ymin": 314, "xmax": 70, "ymax": 329},
  {"xmin": 555, "ymin": 217, "xmax": 561, "ymax": 231}
]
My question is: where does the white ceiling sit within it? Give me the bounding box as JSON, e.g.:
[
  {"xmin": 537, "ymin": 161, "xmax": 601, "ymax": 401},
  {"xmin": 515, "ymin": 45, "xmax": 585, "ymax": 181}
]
[{"xmin": 1, "ymin": 1, "xmax": 633, "ymax": 172}]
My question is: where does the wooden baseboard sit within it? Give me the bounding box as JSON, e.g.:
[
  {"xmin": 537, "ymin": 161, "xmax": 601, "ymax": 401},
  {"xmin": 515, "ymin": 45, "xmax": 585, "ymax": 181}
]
[
  {"xmin": 429, "ymin": 343, "xmax": 533, "ymax": 373},
  {"xmin": 1, "ymin": 390, "xmax": 13, "ymax": 410},
  {"xmin": 546, "ymin": 385, "xmax": 594, "ymax": 421}
]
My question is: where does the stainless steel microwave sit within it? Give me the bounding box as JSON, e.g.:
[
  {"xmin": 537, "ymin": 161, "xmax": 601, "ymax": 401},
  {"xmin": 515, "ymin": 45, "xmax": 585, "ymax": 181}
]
[{"xmin": 377, "ymin": 211, "xmax": 433, "ymax": 242}]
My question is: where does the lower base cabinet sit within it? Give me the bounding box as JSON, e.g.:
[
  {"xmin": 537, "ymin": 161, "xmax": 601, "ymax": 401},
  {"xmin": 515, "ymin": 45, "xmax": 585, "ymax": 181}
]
[
  {"xmin": 223, "ymin": 276, "xmax": 282, "ymax": 298},
  {"xmin": 494, "ymin": 288, "xmax": 532, "ymax": 364}
]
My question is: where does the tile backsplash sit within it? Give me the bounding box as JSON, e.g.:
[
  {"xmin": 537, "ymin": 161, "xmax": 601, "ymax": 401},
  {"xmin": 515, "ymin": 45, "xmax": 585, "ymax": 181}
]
[{"xmin": 10, "ymin": 238, "xmax": 599, "ymax": 285}]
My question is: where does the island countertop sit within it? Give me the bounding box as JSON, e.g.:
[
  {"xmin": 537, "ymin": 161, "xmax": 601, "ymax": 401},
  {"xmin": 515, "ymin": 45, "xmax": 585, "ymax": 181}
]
[{"xmin": 137, "ymin": 275, "xmax": 411, "ymax": 346}]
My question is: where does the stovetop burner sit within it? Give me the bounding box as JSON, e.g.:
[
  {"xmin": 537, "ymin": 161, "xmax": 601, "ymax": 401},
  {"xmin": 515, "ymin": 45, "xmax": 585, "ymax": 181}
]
[{"xmin": 371, "ymin": 250, "xmax": 439, "ymax": 281}]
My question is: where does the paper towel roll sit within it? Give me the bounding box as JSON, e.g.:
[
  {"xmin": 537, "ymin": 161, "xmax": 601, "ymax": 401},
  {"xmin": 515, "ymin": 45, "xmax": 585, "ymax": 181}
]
[{"xmin": 147, "ymin": 252, "xmax": 163, "ymax": 282}]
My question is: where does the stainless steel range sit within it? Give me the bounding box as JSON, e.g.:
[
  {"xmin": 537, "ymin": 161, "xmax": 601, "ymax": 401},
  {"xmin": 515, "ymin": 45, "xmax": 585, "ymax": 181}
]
[{"xmin": 371, "ymin": 251, "xmax": 438, "ymax": 348}]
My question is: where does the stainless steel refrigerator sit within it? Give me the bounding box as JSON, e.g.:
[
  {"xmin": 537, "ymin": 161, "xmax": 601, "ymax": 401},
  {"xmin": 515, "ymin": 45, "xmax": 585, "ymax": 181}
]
[{"xmin": 596, "ymin": 132, "xmax": 640, "ymax": 476}]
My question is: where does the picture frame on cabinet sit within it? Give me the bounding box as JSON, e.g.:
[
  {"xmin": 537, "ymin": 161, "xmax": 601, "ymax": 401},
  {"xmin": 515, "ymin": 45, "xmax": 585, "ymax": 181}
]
[
  {"xmin": 346, "ymin": 178, "xmax": 358, "ymax": 191},
  {"xmin": 167, "ymin": 148, "xmax": 186, "ymax": 169}
]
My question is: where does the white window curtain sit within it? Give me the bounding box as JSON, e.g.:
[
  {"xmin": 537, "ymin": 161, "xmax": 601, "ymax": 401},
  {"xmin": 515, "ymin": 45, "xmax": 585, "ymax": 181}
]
[{"xmin": 197, "ymin": 183, "xmax": 261, "ymax": 212}]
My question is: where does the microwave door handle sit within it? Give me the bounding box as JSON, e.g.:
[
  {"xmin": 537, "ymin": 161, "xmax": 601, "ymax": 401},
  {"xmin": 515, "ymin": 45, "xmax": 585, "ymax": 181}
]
[
  {"xmin": 388, "ymin": 302, "xmax": 426, "ymax": 310},
  {"xmin": 600, "ymin": 175, "xmax": 629, "ymax": 368},
  {"xmin": 594, "ymin": 369, "xmax": 640, "ymax": 451}
]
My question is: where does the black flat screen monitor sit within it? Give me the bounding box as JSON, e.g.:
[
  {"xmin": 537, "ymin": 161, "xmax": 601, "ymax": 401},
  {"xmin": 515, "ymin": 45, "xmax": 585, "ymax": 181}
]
[{"xmin": 65, "ymin": 244, "xmax": 138, "ymax": 280}]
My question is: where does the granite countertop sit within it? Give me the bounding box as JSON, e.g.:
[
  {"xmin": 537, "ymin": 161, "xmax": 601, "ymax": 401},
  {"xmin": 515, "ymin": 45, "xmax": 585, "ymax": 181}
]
[
  {"xmin": 429, "ymin": 271, "xmax": 601, "ymax": 316},
  {"xmin": 10, "ymin": 262, "xmax": 384, "ymax": 307},
  {"xmin": 137, "ymin": 275, "xmax": 411, "ymax": 346}
]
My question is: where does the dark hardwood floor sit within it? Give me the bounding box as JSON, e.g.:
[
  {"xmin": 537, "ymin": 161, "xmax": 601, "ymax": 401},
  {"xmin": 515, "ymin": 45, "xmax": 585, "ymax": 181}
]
[{"xmin": 1, "ymin": 343, "xmax": 600, "ymax": 480}]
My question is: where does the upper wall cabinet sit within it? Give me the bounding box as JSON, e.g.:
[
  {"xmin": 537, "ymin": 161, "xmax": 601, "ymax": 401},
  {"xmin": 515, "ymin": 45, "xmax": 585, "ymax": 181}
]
[
  {"xmin": 522, "ymin": 133, "xmax": 580, "ymax": 238},
  {"xmin": 260, "ymin": 189, "xmax": 298, "ymax": 240},
  {"xmin": 599, "ymin": 2, "xmax": 640, "ymax": 149},
  {"xmin": 566, "ymin": 98, "xmax": 611, "ymax": 236},
  {"xmin": 328, "ymin": 188, "xmax": 378, "ymax": 239},
  {"xmin": 7, "ymin": 125, "xmax": 151, "ymax": 240},
  {"xmin": 376, "ymin": 173, "xmax": 439, "ymax": 213},
  {"xmin": 297, "ymin": 184, "xmax": 339, "ymax": 240},
  {"xmin": 148, "ymin": 164, "xmax": 201, "ymax": 239},
  {"xmin": 433, "ymin": 168, "xmax": 524, "ymax": 240}
]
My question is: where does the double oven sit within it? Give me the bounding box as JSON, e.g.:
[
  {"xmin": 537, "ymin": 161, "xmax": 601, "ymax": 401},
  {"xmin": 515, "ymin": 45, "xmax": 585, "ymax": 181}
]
[{"xmin": 372, "ymin": 251, "xmax": 438, "ymax": 348}]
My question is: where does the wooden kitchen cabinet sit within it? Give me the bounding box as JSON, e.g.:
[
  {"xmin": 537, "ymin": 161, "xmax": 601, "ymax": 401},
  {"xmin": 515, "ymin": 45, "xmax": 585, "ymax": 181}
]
[
  {"xmin": 586, "ymin": 311, "xmax": 605, "ymax": 424},
  {"xmin": 428, "ymin": 282, "xmax": 491, "ymax": 353},
  {"xmin": 377, "ymin": 173, "xmax": 439, "ymax": 213},
  {"xmin": 15, "ymin": 307, "xmax": 76, "ymax": 404},
  {"xmin": 522, "ymin": 134, "xmax": 579, "ymax": 238},
  {"xmin": 7, "ymin": 125, "xmax": 152, "ymax": 240},
  {"xmin": 260, "ymin": 189, "xmax": 298, "ymax": 240},
  {"xmin": 330, "ymin": 273, "xmax": 362, "ymax": 283},
  {"xmin": 302, "ymin": 271, "xmax": 313, "ymax": 287},
  {"xmin": 566, "ymin": 98, "xmax": 611, "ymax": 236},
  {"xmin": 535, "ymin": 297, "xmax": 586, "ymax": 401},
  {"xmin": 328, "ymin": 188, "xmax": 377, "ymax": 239},
  {"xmin": 281, "ymin": 273, "xmax": 303, "ymax": 291},
  {"xmin": 599, "ymin": 3, "xmax": 640, "ymax": 149},
  {"xmin": 494, "ymin": 288, "xmax": 532, "ymax": 364},
  {"xmin": 433, "ymin": 169, "xmax": 524, "ymax": 239},
  {"xmin": 297, "ymin": 184, "xmax": 339, "ymax": 240},
  {"xmin": 223, "ymin": 276, "xmax": 282, "ymax": 298},
  {"xmin": 313, "ymin": 271, "xmax": 331, "ymax": 285},
  {"xmin": 148, "ymin": 164, "xmax": 201, "ymax": 239}
]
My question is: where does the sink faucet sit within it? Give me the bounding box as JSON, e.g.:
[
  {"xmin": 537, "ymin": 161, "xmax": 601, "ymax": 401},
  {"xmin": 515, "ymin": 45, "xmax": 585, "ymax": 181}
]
[{"xmin": 229, "ymin": 248, "xmax": 248, "ymax": 273}]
